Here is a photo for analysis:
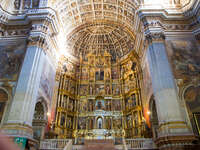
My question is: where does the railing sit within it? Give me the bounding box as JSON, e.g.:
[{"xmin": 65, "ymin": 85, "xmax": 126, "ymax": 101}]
[
  {"xmin": 122, "ymin": 138, "xmax": 128, "ymax": 150},
  {"xmin": 40, "ymin": 139, "xmax": 72, "ymax": 150},
  {"xmin": 64, "ymin": 140, "xmax": 72, "ymax": 150},
  {"xmin": 125, "ymin": 138, "xmax": 157, "ymax": 149}
]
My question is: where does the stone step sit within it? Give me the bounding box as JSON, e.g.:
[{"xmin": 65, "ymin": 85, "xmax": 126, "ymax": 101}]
[{"xmin": 81, "ymin": 139, "xmax": 115, "ymax": 150}]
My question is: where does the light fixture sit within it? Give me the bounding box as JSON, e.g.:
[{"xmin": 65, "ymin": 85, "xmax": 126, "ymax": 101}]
[
  {"xmin": 147, "ymin": 111, "xmax": 151, "ymax": 115},
  {"xmin": 47, "ymin": 112, "xmax": 50, "ymax": 116}
]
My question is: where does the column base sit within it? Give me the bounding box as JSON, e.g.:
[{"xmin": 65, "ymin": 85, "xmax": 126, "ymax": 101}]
[
  {"xmin": 0, "ymin": 123, "xmax": 39, "ymax": 149},
  {"xmin": 155, "ymin": 135, "xmax": 199, "ymax": 150},
  {"xmin": 0, "ymin": 123, "xmax": 33, "ymax": 138}
]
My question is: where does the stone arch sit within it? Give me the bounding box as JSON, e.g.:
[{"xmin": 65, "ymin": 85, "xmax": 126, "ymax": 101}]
[
  {"xmin": 0, "ymin": 87, "xmax": 9, "ymax": 125},
  {"xmin": 182, "ymin": 85, "xmax": 200, "ymax": 135},
  {"xmin": 32, "ymin": 97, "xmax": 48, "ymax": 140},
  {"xmin": 96, "ymin": 116, "xmax": 103, "ymax": 129},
  {"xmin": 35, "ymin": 97, "xmax": 48, "ymax": 120}
]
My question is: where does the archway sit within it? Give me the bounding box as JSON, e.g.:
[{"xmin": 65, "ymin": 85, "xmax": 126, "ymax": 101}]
[
  {"xmin": 183, "ymin": 85, "xmax": 200, "ymax": 135},
  {"xmin": 97, "ymin": 117, "xmax": 103, "ymax": 129},
  {"xmin": 0, "ymin": 89, "xmax": 8, "ymax": 124},
  {"xmin": 149, "ymin": 95, "xmax": 159, "ymax": 139},
  {"xmin": 32, "ymin": 99, "xmax": 48, "ymax": 140}
]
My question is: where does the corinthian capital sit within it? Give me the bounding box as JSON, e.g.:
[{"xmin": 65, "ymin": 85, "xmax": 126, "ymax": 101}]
[
  {"xmin": 145, "ymin": 32, "xmax": 165, "ymax": 43},
  {"xmin": 28, "ymin": 34, "xmax": 46, "ymax": 48}
]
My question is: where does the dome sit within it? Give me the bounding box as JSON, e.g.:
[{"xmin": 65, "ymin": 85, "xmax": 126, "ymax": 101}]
[{"xmin": 66, "ymin": 21, "xmax": 135, "ymax": 62}]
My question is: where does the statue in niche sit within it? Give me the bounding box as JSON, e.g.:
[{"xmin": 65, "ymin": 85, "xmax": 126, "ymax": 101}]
[
  {"xmin": 63, "ymin": 96, "xmax": 67, "ymax": 108},
  {"xmin": 80, "ymin": 85, "xmax": 87, "ymax": 95},
  {"xmin": 174, "ymin": 0, "xmax": 180, "ymax": 4},
  {"xmin": 89, "ymin": 118, "xmax": 94, "ymax": 129},
  {"xmin": 120, "ymin": 66, "xmax": 124, "ymax": 77},
  {"xmin": 132, "ymin": 94, "xmax": 136, "ymax": 106},
  {"xmin": 88, "ymin": 100, "xmax": 94, "ymax": 111},
  {"xmin": 96, "ymin": 57, "xmax": 104, "ymax": 66},
  {"xmin": 89, "ymin": 68, "xmax": 95, "ymax": 79},
  {"xmin": 116, "ymin": 119, "xmax": 122, "ymax": 129},
  {"xmin": 112, "ymin": 67, "xmax": 118, "ymax": 79},
  {"xmin": 60, "ymin": 113, "xmax": 65, "ymax": 126},
  {"xmin": 65, "ymin": 80, "xmax": 69, "ymax": 90},
  {"xmin": 115, "ymin": 100, "xmax": 121, "ymax": 111},
  {"xmin": 97, "ymin": 118, "xmax": 103, "ymax": 129},
  {"xmin": 128, "ymin": 99, "xmax": 132, "ymax": 109},
  {"xmin": 100, "ymin": 71, "xmax": 104, "ymax": 80},
  {"xmin": 89, "ymin": 84, "xmax": 93, "ymax": 95},
  {"xmin": 105, "ymin": 85, "xmax": 111, "ymax": 95},
  {"xmin": 68, "ymin": 99, "xmax": 74, "ymax": 112},
  {"xmin": 127, "ymin": 116, "xmax": 132, "ymax": 128},
  {"xmin": 106, "ymin": 118, "xmax": 112, "ymax": 129},
  {"xmin": 69, "ymin": 81, "xmax": 75, "ymax": 94},
  {"xmin": 96, "ymin": 86, "xmax": 100, "ymax": 95},
  {"xmin": 109, "ymin": 101, "xmax": 112, "ymax": 111},
  {"xmin": 96, "ymin": 100, "xmax": 105, "ymax": 110},
  {"xmin": 14, "ymin": 0, "xmax": 20, "ymax": 9},
  {"xmin": 83, "ymin": 101, "xmax": 87, "ymax": 112},
  {"xmin": 82, "ymin": 68, "xmax": 88, "ymax": 80},
  {"xmin": 115, "ymin": 85, "xmax": 120, "ymax": 95},
  {"xmin": 97, "ymin": 101, "xmax": 102, "ymax": 109},
  {"xmin": 80, "ymin": 101, "xmax": 85, "ymax": 112},
  {"xmin": 89, "ymin": 57, "xmax": 94, "ymax": 65},
  {"xmin": 106, "ymin": 70, "xmax": 110, "ymax": 79},
  {"xmin": 24, "ymin": 0, "xmax": 31, "ymax": 9},
  {"xmin": 105, "ymin": 57, "xmax": 110, "ymax": 65},
  {"xmin": 67, "ymin": 117, "xmax": 72, "ymax": 129},
  {"xmin": 95, "ymin": 71, "xmax": 100, "ymax": 80},
  {"xmin": 32, "ymin": 0, "xmax": 40, "ymax": 8},
  {"xmin": 78, "ymin": 118, "xmax": 83, "ymax": 129},
  {"xmin": 131, "ymin": 62, "xmax": 136, "ymax": 71},
  {"xmin": 96, "ymin": 85, "xmax": 104, "ymax": 95},
  {"xmin": 106, "ymin": 101, "xmax": 111, "ymax": 111}
]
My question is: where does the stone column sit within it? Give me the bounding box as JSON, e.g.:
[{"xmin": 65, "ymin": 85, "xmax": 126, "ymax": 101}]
[
  {"xmin": 144, "ymin": 26, "xmax": 196, "ymax": 148},
  {"xmin": 1, "ymin": 35, "xmax": 46, "ymax": 138}
]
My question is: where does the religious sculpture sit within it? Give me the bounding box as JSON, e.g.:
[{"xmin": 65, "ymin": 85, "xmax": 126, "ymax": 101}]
[
  {"xmin": 55, "ymin": 52, "xmax": 142, "ymax": 139},
  {"xmin": 14, "ymin": 0, "xmax": 20, "ymax": 9}
]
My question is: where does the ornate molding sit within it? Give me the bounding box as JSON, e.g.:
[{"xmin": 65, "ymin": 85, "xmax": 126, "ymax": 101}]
[
  {"xmin": 0, "ymin": 28, "xmax": 30, "ymax": 37},
  {"xmin": 0, "ymin": 6, "xmax": 10, "ymax": 24},
  {"xmin": 155, "ymin": 134, "xmax": 197, "ymax": 148},
  {"xmin": 28, "ymin": 34, "xmax": 46, "ymax": 48},
  {"xmin": 0, "ymin": 123, "xmax": 33, "ymax": 138}
]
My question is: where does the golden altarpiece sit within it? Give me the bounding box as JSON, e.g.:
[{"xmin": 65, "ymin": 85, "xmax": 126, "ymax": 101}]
[{"xmin": 55, "ymin": 51, "xmax": 144, "ymax": 141}]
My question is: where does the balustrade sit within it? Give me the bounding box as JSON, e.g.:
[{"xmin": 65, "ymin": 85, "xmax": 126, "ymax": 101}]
[
  {"xmin": 40, "ymin": 139, "xmax": 72, "ymax": 150},
  {"xmin": 125, "ymin": 138, "xmax": 156, "ymax": 149}
]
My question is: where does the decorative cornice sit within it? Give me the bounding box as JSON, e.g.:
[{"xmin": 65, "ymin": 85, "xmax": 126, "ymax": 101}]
[{"xmin": 0, "ymin": 28, "xmax": 30, "ymax": 37}]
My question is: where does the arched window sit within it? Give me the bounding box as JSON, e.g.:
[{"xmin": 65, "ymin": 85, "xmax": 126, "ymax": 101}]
[
  {"xmin": 97, "ymin": 117, "xmax": 103, "ymax": 129},
  {"xmin": 33, "ymin": 102, "xmax": 45, "ymax": 120},
  {"xmin": 0, "ymin": 89, "xmax": 8, "ymax": 123},
  {"xmin": 33, "ymin": 101, "xmax": 47, "ymax": 140}
]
